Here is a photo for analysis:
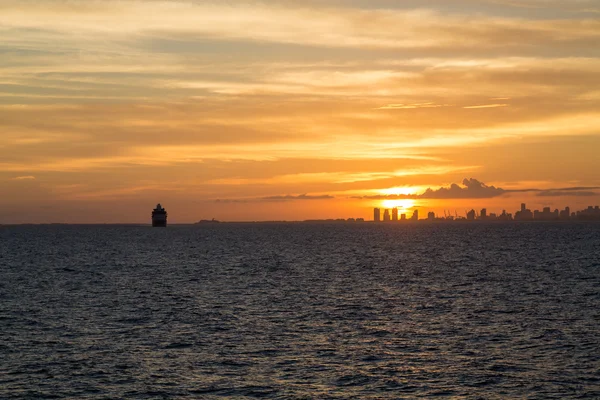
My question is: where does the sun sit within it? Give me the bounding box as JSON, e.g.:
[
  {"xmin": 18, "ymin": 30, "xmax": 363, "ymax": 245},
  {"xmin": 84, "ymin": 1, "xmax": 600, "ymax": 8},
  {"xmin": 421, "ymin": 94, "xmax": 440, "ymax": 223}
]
[{"xmin": 382, "ymin": 199, "xmax": 416, "ymax": 210}]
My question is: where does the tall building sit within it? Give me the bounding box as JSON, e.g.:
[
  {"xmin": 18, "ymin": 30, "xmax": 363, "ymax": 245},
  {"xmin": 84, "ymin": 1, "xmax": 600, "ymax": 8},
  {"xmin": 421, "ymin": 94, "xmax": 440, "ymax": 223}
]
[
  {"xmin": 480, "ymin": 208, "xmax": 487, "ymax": 220},
  {"xmin": 374, "ymin": 208, "xmax": 381, "ymax": 222},
  {"xmin": 411, "ymin": 209, "xmax": 419, "ymax": 221},
  {"xmin": 467, "ymin": 209, "xmax": 476, "ymax": 221},
  {"xmin": 515, "ymin": 204, "xmax": 533, "ymax": 221},
  {"xmin": 392, "ymin": 208, "xmax": 398, "ymax": 222},
  {"xmin": 578, "ymin": 205, "xmax": 600, "ymax": 220},
  {"xmin": 383, "ymin": 209, "xmax": 391, "ymax": 222},
  {"xmin": 427, "ymin": 211, "xmax": 435, "ymax": 221},
  {"xmin": 498, "ymin": 210, "xmax": 512, "ymax": 221},
  {"xmin": 401, "ymin": 214, "xmax": 407, "ymax": 221},
  {"xmin": 535, "ymin": 207, "xmax": 559, "ymax": 221}
]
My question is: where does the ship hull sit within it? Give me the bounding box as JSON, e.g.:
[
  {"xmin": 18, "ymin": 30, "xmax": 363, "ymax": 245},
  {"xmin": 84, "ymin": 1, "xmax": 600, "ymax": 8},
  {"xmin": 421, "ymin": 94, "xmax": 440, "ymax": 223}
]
[{"xmin": 151, "ymin": 204, "xmax": 168, "ymax": 227}]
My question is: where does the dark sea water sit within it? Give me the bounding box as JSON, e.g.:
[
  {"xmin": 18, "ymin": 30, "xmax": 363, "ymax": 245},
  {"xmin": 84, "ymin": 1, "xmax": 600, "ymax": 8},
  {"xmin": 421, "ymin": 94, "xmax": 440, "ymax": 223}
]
[{"xmin": 1, "ymin": 223, "xmax": 599, "ymax": 399}]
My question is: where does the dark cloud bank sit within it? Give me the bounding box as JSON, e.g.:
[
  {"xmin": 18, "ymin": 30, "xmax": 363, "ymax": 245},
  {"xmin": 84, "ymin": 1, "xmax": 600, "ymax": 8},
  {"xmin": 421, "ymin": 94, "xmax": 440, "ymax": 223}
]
[
  {"xmin": 216, "ymin": 179, "xmax": 600, "ymax": 203},
  {"xmin": 354, "ymin": 178, "xmax": 600, "ymax": 200}
]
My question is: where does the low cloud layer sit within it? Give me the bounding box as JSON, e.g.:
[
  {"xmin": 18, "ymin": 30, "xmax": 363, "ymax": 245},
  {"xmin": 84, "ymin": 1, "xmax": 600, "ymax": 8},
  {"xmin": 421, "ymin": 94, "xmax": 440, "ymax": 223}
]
[
  {"xmin": 261, "ymin": 194, "xmax": 335, "ymax": 201},
  {"xmin": 219, "ymin": 179, "xmax": 600, "ymax": 204},
  {"xmin": 354, "ymin": 179, "xmax": 600, "ymax": 200},
  {"xmin": 217, "ymin": 194, "xmax": 335, "ymax": 203},
  {"xmin": 535, "ymin": 190, "xmax": 598, "ymax": 197},
  {"xmin": 514, "ymin": 186, "xmax": 600, "ymax": 197}
]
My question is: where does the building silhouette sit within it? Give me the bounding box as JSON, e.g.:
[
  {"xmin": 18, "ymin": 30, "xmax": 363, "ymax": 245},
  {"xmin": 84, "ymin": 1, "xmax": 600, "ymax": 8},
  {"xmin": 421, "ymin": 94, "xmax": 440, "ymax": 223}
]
[
  {"xmin": 411, "ymin": 209, "xmax": 419, "ymax": 221},
  {"xmin": 480, "ymin": 208, "xmax": 487, "ymax": 220},
  {"xmin": 374, "ymin": 208, "xmax": 381, "ymax": 222},
  {"xmin": 371, "ymin": 203, "xmax": 599, "ymax": 223},
  {"xmin": 515, "ymin": 203, "xmax": 533, "ymax": 221},
  {"xmin": 577, "ymin": 206, "xmax": 600, "ymax": 220},
  {"xmin": 467, "ymin": 209, "xmax": 476, "ymax": 221}
]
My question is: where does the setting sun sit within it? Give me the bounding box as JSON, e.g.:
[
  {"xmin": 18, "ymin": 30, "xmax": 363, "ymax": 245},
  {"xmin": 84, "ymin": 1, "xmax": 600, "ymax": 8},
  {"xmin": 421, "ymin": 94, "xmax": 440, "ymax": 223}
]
[{"xmin": 378, "ymin": 186, "xmax": 422, "ymax": 196}]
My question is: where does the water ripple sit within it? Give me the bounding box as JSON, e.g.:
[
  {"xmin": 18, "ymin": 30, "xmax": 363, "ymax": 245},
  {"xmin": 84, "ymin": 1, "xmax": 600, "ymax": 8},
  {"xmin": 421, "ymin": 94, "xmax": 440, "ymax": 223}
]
[{"xmin": 1, "ymin": 223, "xmax": 599, "ymax": 398}]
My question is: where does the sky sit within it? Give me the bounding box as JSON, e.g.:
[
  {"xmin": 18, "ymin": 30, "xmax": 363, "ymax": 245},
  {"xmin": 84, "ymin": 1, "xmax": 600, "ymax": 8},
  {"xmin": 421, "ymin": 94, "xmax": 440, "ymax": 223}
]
[{"xmin": 1, "ymin": 0, "xmax": 600, "ymax": 223}]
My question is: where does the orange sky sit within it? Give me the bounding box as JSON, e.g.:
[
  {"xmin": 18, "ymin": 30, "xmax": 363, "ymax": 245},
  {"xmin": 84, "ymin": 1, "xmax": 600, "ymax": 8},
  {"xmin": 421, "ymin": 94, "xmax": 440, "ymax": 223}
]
[{"xmin": 1, "ymin": 0, "xmax": 600, "ymax": 223}]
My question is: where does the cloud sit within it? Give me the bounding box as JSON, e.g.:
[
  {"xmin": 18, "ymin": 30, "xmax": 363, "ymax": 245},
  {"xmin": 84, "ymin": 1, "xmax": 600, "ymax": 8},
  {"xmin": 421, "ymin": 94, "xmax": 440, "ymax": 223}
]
[
  {"xmin": 217, "ymin": 194, "xmax": 335, "ymax": 203},
  {"xmin": 262, "ymin": 194, "xmax": 335, "ymax": 201},
  {"xmin": 506, "ymin": 186, "xmax": 600, "ymax": 192},
  {"xmin": 2, "ymin": 1, "xmax": 599, "ymax": 53},
  {"xmin": 11, "ymin": 175, "xmax": 36, "ymax": 180},
  {"xmin": 375, "ymin": 102, "xmax": 451, "ymax": 110},
  {"xmin": 421, "ymin": 178, "xmax": 506, "ymax": 198},
  {"xmin": 355, "ymin": 179, "xmax": 600, "ymax": 200},
  {"xmin": 215, "ymin": 198, "xmax": 250, "ymax": 204},
  {"xmin": 509, "ymin": 186, "xmax": 600, "ymax": 197},
  {"xmin": 463, "ymin": 104, "xmax": 509, "ymax": 109},
  {"xmin": 536, "ymin": 190, "xmax": 598, "ymax": 197}
]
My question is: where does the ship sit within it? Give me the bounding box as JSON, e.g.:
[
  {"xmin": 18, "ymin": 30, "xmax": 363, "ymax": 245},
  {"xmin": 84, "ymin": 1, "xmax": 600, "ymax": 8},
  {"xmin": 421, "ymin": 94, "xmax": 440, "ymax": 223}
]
[{"xmin": 151, "ymin": 204, "xmax": 168, "ymax": 227}]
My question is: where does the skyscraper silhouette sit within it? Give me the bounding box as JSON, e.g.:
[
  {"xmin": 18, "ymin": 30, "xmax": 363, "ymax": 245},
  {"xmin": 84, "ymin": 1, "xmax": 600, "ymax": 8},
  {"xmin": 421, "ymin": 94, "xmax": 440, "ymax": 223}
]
[
  {"xmin": 411, "ymin": 209, "xmax": 419, "ymax": 221},
  {"xmin": 383, "ymin": 209, "xmax": 391, "ymax": 222}
]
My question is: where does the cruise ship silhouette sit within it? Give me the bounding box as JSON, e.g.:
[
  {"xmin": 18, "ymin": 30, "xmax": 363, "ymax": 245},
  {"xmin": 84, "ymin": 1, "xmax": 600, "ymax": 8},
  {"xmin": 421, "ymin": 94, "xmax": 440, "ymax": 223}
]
[{"xmin": 151, "ymin": 204, "xmax": 167, "ymax": 227}]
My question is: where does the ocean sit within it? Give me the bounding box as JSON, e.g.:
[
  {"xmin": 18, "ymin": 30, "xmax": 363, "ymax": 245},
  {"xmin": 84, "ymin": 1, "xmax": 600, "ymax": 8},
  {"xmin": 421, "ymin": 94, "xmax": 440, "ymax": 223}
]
[{"xmin": 1, "ymin": 223, "xmax": 599, "ymax": 399}]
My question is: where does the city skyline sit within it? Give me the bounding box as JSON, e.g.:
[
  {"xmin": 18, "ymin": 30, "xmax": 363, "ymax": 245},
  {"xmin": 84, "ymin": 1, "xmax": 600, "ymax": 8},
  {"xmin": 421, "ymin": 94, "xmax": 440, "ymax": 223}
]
[
  {"xmin": 3, "ymin": 177, "xmax": 600, "ymax": 224},
  {"xmin": 1, "ymin": 1, "xmax": 600, "ymax": 223},
  {"xmin": 373, "ymin": 203, "xmax": 600, "ymax": 223}
]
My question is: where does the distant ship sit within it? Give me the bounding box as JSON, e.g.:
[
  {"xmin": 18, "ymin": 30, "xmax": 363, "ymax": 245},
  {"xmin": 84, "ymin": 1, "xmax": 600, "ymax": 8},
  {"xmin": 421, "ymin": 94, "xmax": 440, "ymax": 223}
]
[
  {"xmin": 151, "ymin": 204, "xmax": 167, "ymax": 227},
  {"xmin": 195, "ymin": 218, "xmax": 220, "ymax": 224}
]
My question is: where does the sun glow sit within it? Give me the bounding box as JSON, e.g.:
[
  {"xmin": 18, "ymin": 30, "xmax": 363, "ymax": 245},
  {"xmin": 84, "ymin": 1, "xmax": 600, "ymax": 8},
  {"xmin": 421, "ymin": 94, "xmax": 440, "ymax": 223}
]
[
  {"xmin": 382, "ymin": 199, "xmax": 416, "ymax": 210},
  {"xmin": 378, "ymin": 186, "xmax": 421, "ymax": 196}
]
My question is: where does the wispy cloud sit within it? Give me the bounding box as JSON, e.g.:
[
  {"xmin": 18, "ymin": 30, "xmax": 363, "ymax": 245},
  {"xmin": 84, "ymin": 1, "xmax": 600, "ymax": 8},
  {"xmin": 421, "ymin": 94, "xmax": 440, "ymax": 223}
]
[
  {"xmin": 261, "ymin": 194, "xmax": 335, "ymax": 201},
  {"xmin": 217, "ymin": 194, "xmax": 335, "ymax": 203},
  {"xmin": 536, "ymin": 190, "xmax": 598, "ymax": 197},
  {"xmin": 2, "ymin": 1, "xmax": 599, "ymax": 52},
  {"xmin": 376, "ymin": 103, "xmax": 451, "ymax": 110},
  {"xmin": 463, "ymin": 104, "xmax": 509, "ymax": 109}
]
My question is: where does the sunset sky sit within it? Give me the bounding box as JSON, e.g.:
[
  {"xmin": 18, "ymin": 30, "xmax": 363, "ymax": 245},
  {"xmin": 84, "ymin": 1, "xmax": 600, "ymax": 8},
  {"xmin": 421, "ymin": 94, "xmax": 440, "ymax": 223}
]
[{"xmin": 2, "ymin": 0, "xmax": 600, "ymax": 223}]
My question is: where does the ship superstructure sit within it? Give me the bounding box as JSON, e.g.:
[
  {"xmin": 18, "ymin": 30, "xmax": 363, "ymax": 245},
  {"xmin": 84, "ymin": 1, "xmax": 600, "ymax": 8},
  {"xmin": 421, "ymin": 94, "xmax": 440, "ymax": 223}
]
[{"xmin": 151, "ymin": 204, "xmax": 167, "ymax": 227}]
